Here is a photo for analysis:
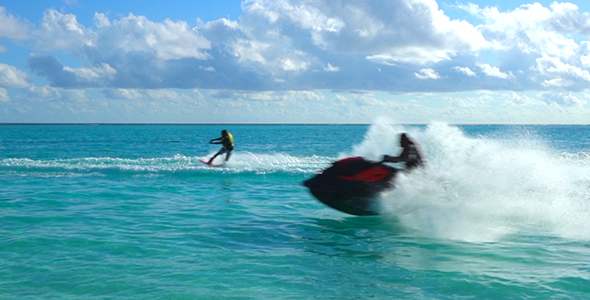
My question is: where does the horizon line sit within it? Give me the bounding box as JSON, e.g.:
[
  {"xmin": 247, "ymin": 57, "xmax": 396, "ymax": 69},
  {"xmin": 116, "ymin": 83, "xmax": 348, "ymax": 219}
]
[{"xmin": 0, "ymin": 123, "xmax": 589, "ymax": 126}]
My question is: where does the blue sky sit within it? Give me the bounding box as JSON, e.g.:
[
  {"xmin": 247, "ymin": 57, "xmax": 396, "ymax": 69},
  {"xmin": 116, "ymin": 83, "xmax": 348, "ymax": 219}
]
[{"xmin": 1, "ymin": 0, "xmax": 590, "ymax": 124}]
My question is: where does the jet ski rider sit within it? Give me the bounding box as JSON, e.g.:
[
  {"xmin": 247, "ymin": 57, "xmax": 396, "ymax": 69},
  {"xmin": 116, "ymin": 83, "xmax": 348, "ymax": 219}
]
[
  {"xmin": 382, "ymin": 133, "xmax": 424, "ymax": 171},
  {"xmin": 207, "ymin": 130, "xmax": 234, "ymax": 164}
]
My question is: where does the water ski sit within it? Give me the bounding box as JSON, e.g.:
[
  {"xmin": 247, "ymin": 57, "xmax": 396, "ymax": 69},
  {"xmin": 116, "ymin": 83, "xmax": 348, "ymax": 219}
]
[{"xmin": 199, "ymin": 159, "xmax": 220, "ymax": 167}]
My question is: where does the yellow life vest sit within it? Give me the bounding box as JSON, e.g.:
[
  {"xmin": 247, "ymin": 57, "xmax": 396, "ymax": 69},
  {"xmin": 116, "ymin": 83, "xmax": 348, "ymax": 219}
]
[{"xmin": 224, "ymin": 132, "xmax": 234, "ymax": 149}]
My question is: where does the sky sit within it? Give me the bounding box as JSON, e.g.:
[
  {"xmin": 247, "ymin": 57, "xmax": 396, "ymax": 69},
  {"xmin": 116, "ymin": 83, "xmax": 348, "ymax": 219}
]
[{"xmin": 1, "ymin": 0, "xmax": 590, "ymax": 124}]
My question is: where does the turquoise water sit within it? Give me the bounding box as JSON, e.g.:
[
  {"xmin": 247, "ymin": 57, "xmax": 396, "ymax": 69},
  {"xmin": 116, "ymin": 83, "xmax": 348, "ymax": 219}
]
[{"xmin": 2, "ymin": 121, "xmax": 590, "ymax": 299}]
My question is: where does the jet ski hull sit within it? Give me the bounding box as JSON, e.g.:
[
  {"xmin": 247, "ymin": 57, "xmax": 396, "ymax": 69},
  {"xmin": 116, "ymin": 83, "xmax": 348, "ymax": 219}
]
[{"xmin": 304, "ymin": 157, "xmax": 397, "ymax": 216}]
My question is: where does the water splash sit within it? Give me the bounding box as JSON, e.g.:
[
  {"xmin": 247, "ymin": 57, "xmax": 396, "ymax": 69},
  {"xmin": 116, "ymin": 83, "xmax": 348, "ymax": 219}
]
[
  {"xmin": 205, "ymin": 152, "xmax": 330, "ymax": 174},
  {"xmin": 353, "ymin": 120, "xmax": 590, "ymax": 242}
]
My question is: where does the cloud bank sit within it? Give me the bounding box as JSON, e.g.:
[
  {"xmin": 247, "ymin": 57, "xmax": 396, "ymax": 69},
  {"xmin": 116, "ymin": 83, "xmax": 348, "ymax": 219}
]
[
  {"xmin": 1, "ymin": 0, "xmax": 590, "ymax": 123},
  {"xmin": 0, "ymin": 0, "xmax": 579, "ymax": 93}
]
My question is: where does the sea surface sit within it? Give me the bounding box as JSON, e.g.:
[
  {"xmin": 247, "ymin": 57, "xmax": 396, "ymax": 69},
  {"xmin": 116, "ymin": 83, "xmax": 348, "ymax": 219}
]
[{"xmin": 2, "ymin": 120, "xmax": 590, "ymax": 299}]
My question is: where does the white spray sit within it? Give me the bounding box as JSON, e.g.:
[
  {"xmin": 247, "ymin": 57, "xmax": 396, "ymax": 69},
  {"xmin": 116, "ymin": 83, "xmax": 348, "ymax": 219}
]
[{"xmin": 349, "ymin": 118, "xmax": 590, "ymax": 242}]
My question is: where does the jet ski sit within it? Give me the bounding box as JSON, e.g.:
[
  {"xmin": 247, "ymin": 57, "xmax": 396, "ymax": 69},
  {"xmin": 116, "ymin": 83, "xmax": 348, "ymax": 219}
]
[{"xmin": 303, "ymin": 156, "xmax": 398, "ymax": 216}]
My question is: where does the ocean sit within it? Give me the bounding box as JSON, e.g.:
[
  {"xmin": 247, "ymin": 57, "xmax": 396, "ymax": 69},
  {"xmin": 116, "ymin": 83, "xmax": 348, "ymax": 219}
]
[{"xmin": 1, "ymin": 120, "xmax": 590, "ymax": 299}]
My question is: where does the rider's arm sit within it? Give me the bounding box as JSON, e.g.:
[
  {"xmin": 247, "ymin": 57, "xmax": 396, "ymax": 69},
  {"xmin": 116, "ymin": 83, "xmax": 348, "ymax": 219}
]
[{"xmin": 382, "ymin": 147, "xmax": 409, "ymax": 163}]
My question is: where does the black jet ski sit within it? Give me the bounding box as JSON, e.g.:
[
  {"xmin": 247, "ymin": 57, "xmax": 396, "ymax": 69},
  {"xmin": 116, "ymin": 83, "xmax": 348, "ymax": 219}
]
[{"xmin": 303, "ymin": 156, "xmax": 398, "ymax": 216}]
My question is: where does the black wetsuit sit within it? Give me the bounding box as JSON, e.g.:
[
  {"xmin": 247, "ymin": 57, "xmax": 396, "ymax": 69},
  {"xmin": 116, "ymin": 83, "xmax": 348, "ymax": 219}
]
[
  {"xmin": 210, "ymin": 135, "xmax": 234, "ymax": 151},
  {"xmin": 208, "ymin": 132, "xmax": 234, "ymax": 163},
  {"xmin": 383, "ymin": 139, "xmax": 423, "ymax": 171}
]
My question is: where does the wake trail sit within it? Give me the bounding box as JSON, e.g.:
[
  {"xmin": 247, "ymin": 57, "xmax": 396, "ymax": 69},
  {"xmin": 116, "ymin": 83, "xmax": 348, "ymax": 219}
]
[{"xmin": 0, "ymin": 152, "xmax": 333, "ymax": 176}]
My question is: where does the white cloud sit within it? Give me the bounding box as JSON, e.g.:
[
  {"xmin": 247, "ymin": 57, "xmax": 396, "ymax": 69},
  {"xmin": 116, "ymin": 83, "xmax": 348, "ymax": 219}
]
[
  {"xmin": 0, "ymin": 7, "xmax": 31, "ymax": 40},
  {"xmin": 0, "ymin": 87, "xmax": 9, "ymax": 102},
  {"xmin": 0, "ymin": 63, "xmax": 30, "ymax": 87},
  {"xmin": 232, "ymin": 39, "xmax": 269, "ymax": 64},
  {"xmin": 479, "ymin": 64, "xmax": 514, "ymax": 79},
  {"xmin": 465, "ymin": 2, "xmax": 588, "ymax": 58},
  {"xmin": 102, "ymin": 88, "xmax": 143, "ymax": 100},
  {"xmin": 93, "ymin": 12, "xmax": 110, "ymax": 28},
  {"xmin": 243, "ymin": 0, "xmax": 486, "ymax": 64},
  {"xmin": 145, "ymin": 89, "xmax": 191, "ymax": 101},
  {"xmin": 191, "ymin": 89, "xmax": 204, "ymax": 100},
  {"xmin": 446, "ymin": 97, "xmax": 472, "ymax": 108},
  {"xmin": 34, "ymin": 9, "xmax": 91, "ymax": 53},
  {"xmin": 281, "ymin": 58, "xmax": 308, "ymax": 71},
  {"xmin": 542, "ymin": 91, "xmax": 586, "ymax": 107},
  {"xmin": 445, "ymin": 94, "xmax": 491, "ymax": 108},
  {"xmin": 503, "ymin": 91, "xmax": 536, "ymax": 106},
  {"xmin": 101, "ymin": 88, "xmax": 195, "ymax": 102},
  {"xmin": 199, "ymin": 66, "xmax": 216, "ymax": 72},
  {"xmin": 453, "ymin": 66, "xmax": 476, "ymax": 77},
  {"xmin": 104, "ymin": 14, "xmax": 212, "ymax": 60},
  {"xmin": 63, "ymin": 63, "xmax": 117, "ymax": 83},
  {"xmin": 35, "ymin": 10, "xmax": 211, "ymax": 60},
  {"xmin": 531, "ymin": 55, "xmax": 590, "ymax": 89},
  {"xmin": 15, "ymin": 0, "xmax": 590, "ymax": 96},
  {"xmin": 324, "ymin": 63, "xmax": 340, "ymax": 72},
  {"xmin": 211, "ymin": 90, "xmax": 324, "ymax": 103},
  {"xmin": 415, "ymin": 68, "xmax": 441, "ymax": 80},
  {"xmin": 541, "ymin": 78, "xmax": 571, "ymax": 88},
  {"xmin": 27, "ymin": 86, "xmax": 87, "ymax": 102},
  {"xmin": 455, "ymin": 2, "xmax": 590, "ymax": 92},
  {"xmin": 244, "ymin": 0, "xmax": 345, "ymax": 50}
]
